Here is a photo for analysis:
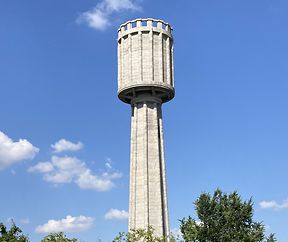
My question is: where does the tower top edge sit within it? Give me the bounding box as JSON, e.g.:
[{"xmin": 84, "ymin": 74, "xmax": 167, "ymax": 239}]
[{"xmin": 117, "ymin": 18, "xmax": 173, "ymax": 33}]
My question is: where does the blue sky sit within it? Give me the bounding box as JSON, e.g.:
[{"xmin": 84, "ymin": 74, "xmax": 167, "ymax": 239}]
[{"xmin": 0, "ymin": 0, "xmax": 288, "ymax": 241}]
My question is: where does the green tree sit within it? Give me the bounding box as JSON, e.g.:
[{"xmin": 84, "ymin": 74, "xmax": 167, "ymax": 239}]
[
  {"xmin": 180, "ymin": 189, "xmax": 276, "ymax": 242},
  {"xmin": 0, "ymin": 222, "xmax": 29, "ymax": 242},
  {"xmin": 266, "ymin": 234, "xmax": 277, "ymax": 242},
  {"xmin": 41, "ymin": 232, "xmax": 77, "ymax": 242},
  {"xmin": 112, "ymin": 226, "xmax": 171, "ymax": 242}
]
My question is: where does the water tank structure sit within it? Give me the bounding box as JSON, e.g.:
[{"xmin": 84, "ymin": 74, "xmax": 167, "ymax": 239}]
[{"xmin": 117, "ymin": 18, "xmax": 174, "ymax": 239}]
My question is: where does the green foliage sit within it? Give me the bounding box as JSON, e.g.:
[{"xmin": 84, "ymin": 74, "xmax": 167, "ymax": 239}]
[
  {"xmin": 266, "ymin": 234, "xmax": 277, "ymax": 242},
  {"xmin": 112, "ymin": 226, "xmax": 169, "ymax": 242},
  {"xmin": 41, "ymin": 232, "xmax": 78, "ymax": 242},
  {"xmin": 0, "ymin": 222, "xmax": 29, "ymax": 242},
  {"xmin": 0, "ymin": 189, "xmax": 278, "ymax": 242},
  {"xmin": 180, "ymin": 189, "xmax": 276, "ymax": 242}
]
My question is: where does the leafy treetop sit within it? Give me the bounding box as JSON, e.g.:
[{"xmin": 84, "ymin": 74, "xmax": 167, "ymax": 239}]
[
  {"xmin": 41, "ymin": 232, "xmax": 78, "ymax": 242},
  {"xmin": 0, "ymin": 222, "xmax": 29, "ymax": 242},
  {"xmin": 180, "ymin": 189, "xmax": 276, "ymax": 242}
]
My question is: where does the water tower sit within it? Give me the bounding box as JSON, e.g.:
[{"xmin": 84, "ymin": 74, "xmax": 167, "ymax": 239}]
[{"xmin": 117, "ymin": 18, "xmax": 174, "ymax": 238}]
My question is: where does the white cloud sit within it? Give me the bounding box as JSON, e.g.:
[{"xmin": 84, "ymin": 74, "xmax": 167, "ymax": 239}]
[
  {"xmin": 259, "ymin": 199, "xmax": 288, "ymax": 210},
  {"xmin": 28, "ymin": 162, "xmax": 54, "ymax": 173},
  {"xmin": 51, "ymin": 139, "xmax": 83, "ymax": 153},
  {"xmin": 78, "ymin": 0, "xmax": 141, "ymax": 30},
  {"xmin": 105, "ymin": 157, "xmax": 112, "ymax": 169},
  {"xmin": 105, "ymin": 162, "xmax": 112, "ymax": 169},
  {"xmin": 76, "ymin": 169, "xmax": 120, "ymax": 191},
  {"xmin": 104, "ymin": 208, "xmax": 128, "ymax": 220},
  {"xmin": 0, "ymin": 131, "xmax": 39, "ymax": 170},
  {"xmin": 19, "ymin": 218, "xmax": 30, "ymax": 224},
  {"xmin": 28, "ymin": 156, "xmax": 122, "ymax": 191},
  {"xmin": 105, "ymin": 0, "xmax": 138, "ymax": 11},
  {"xmin": 35, "ymin": 215, "xmax": 94, "ymax": 233},
  {"xmin": 79, "ymin": 8, "xmax": 110, "ymax": 30}
]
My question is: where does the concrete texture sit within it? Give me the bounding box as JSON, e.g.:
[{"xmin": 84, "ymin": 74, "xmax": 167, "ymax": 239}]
[
  {"xmin": 117, "ymin": 18, "xmax": 174, "ymax": 104},
  {"xmin": 117, "ymin": 18, "xmax": 174, "ymax": 239}
]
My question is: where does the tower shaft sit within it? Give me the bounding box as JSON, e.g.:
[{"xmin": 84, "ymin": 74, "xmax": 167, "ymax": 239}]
[
  {"xmin": 117, "ymin": 18, "xmax": 175, "ymax": 239},
  {"xmin": 129, "ymin": 97, "xmax": 169, "ymax": 237}
]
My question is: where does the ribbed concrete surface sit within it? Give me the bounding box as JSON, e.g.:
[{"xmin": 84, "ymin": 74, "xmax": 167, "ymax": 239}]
[
  {"xmin": 129, "ymin": 99, "xmax": 169, "ymax": 237},
  {"xmin": 117, "ymin": 18, "xmax": 174, "ymax": 239},
  {"xmin": 117, "ymin": 18, "xmax": 174, "ymax": 104}
]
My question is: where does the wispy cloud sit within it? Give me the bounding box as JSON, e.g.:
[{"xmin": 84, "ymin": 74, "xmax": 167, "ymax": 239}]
[
  {"xmin": 28, "ymin": 156, "xmax": 122, "ymax": 191},
  {"xmin": 0, "ymin": 131, "xmax": 39, "ymax": 170},
  {"xmin": 104, "ymin": 208, "xmax": 128, "ymax": 220},
  {"xmin": 105, "ymin": 157, "xmax": 113, "ymax": 169},
  {"xmin": 77, "ymin": 0, "xmax": 141, "ymax": 31},
  {"xmin": 259, "ymin": 199, "xmax": 288, "ymax": 210},
  {"xmin": 19, "ymin": 218, "xmax": 30, "ymax": 224},
  {"xmin": 51, "ymin": 139, "xmax": 83, "ymax": 153},
  {"xmin": 35, "ymin": 215, "xmax": 94, "ymax": 233},
  {"xmin": 28, "ymin": 161, "xmax": 54, "ymax": 173},
  {"xmin": 6, "ymin": 217, "xmax": 30, "ymax": 225}
]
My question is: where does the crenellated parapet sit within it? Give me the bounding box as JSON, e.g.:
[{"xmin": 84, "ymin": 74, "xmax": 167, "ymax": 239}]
[{"xmin": 117, "ymin": 18, "xmax": 173, "ymax": 39}]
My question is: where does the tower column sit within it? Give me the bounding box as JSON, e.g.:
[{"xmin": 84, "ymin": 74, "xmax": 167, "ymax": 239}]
[
  {"xmin": 117, "ymin": 18, "xmax": 175, "ymax": 240},
  {"xmin": 129, "ymin": 96, "xmax": 169, "ymax": 237}
]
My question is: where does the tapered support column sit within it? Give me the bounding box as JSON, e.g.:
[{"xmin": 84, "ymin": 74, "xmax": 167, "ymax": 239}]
[{"xmin": 129, "ymin": 96, "xmax": 169, "ymax": 238}]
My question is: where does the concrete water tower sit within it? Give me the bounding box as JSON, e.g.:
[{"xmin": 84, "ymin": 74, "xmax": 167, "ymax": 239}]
[{"xmin": 117, "ymin": 18, "xmax": 174, "ymax": 238}]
